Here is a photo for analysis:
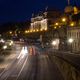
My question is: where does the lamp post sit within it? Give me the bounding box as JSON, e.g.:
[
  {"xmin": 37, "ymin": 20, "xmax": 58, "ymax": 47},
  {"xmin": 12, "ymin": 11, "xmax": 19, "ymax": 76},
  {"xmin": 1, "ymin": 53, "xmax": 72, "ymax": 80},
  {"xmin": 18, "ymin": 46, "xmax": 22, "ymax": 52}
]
[{"xmin": 52, "ymin": 40, "xmax": 57, "ymax": 50}]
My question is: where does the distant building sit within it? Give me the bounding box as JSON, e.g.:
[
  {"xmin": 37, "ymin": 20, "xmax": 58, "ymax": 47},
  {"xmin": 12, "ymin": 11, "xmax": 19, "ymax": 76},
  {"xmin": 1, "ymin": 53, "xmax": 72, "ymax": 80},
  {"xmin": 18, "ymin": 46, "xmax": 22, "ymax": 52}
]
[
  {"xmin": 66, "ymin": 7, "xmax": 80, "ymax": 52},
  {"xmin": 30, "ymin": 8, "xmax": 62, "ymax": 31},
  {"xmin": 28, "ymin": 6, "xmax": 80, "ymax": 52},
  {"xmin": 67, "ymin": 27, "xmax": 80, "ymax": 52}
]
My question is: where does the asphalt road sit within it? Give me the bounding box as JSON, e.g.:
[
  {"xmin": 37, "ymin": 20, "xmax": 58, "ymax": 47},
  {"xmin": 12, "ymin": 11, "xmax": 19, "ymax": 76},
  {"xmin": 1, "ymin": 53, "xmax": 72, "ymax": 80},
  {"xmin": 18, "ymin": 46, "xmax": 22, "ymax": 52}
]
[{"xmin": 0, "ymin": 44, "xmax": 64, "ymax": 80}]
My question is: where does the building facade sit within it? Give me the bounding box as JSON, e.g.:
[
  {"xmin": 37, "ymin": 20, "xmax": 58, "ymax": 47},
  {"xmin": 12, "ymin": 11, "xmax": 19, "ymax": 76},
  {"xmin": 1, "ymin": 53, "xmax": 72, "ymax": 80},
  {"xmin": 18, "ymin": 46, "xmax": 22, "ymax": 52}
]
[
  {"xmin": 30, "ymin": 9, "xmax": 61, "ymax": 31},
  {"xmin": 67, "ymin": 27, "xmax": 80, "ymax": 52},
  {"xmin": 26, "ymin": 7, "xmax": 80, "ymax": 52}
]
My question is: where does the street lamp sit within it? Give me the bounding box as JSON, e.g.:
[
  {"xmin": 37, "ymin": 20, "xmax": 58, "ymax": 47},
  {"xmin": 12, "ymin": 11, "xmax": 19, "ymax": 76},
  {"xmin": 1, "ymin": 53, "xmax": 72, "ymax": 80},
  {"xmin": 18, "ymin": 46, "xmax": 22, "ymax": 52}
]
[
  {"xmin": 52, "ymin": 41, "xmax": 57, "ymax": 46},
  {"xmin": 40, "ymin": 29, "xmax": 43, "ymax": 31},
  {"xmin": 68, "ymin": 38, "xmax": 74, "ymax": 43},
  {"xmin": 70, "ymin": 22, "xmax": 75, "ymax": 27},
  {"xmin": 3, "ymin": 45, "xmax": 7, "ymax": 50},
  {"xmin": 25, "ymin": 30, "xmax": 28, "ymax": 33},
  {"xmin": 55, "ymin": 22, "xmax": 59, "ymax": 26},
  {"xmin": 68, "ymin": 38, "xmax": 74, "ymax": 52},
  {"xmin": 52, "ymin": 40, "xmax": 58, "ymax": 50},
  {"xmin": 44, "ymin": 28, "xmax": 47, "ymax": 31},
  {"xmin": 9, "ymin": 31, "xmax": 12, "ymax": 34},
  {"xmin": 62, "ymin": 18, "xmax": 66, "ymax": 22},
  {"xmin": 36, "ymin": 29, "xmax": 39, "ymax": 32},
  {"xmin": 54, "ymin": 26, "xmax": 57, "ymax": 29}
]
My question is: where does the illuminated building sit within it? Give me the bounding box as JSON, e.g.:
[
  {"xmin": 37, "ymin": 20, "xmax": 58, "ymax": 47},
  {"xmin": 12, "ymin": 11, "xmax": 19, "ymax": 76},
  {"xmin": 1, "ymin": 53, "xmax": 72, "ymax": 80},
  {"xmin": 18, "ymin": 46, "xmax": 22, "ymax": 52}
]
[
  {"xmin": 30, "ymin": 8, "xmax": 61, "ymax": 31},
  {"xmin": 67, "ymin": 27, "xmax": 80, "ymax": 52}
]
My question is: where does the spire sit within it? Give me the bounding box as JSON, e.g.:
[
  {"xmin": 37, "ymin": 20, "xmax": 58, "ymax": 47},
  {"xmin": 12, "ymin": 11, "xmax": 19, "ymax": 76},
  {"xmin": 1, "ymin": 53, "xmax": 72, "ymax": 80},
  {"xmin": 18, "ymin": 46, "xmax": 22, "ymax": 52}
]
[
  {"xmin": 65, "ymin": 0, "xmax": 74, "ymax": 13},
  {"xmin": 68, "ymin": 0, "xmax": 70, "ymax": 5},
  {"xmin": 45, "ymin": 6, "xmax": 48, "ymax": 11}
]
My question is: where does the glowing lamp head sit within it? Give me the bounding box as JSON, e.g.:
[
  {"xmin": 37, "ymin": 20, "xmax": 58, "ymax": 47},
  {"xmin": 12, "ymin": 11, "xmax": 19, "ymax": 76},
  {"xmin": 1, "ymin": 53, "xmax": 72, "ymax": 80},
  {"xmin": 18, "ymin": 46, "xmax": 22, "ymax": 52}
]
[
  {"xmin": 44, "ymin": 28, "xmax": 47, "ymax": 31},
  {"xmin": 40, "ymin": 29, "xmax": 43, "ymax": 31},
  {"xmin": 25, "ymin": 30, "xmax": 28, "ymax": 33},
  {"xmin": 10, "ymin": 31, "xmax": 12, "ymax": 34},
  {"xmin": 36, "ymin": 29, "xmax": 39, "ymax": 32},
  {"xmin": 52, "ymin": 41, "xmax": 57, "ymax": 46},
  {"xmin": 54, "ymin": 26, "xmax": 57, "ymax": 29},
  {"xmin": 70, "ymin": 22, "xmax": 75, "ymax": 27},
  {"xmin": 3, "ymin": 45, "xmax": 7, "ymax": 50},
  {"xmin": 55, "ymin": 22, "xmax": 59, "ymax": 26},
  {"xmin": 62, "ymin": 18, "xmax": 66, "ymax": 22},
  {"xmin": 33, "ymin": 30, "xmax": 36, "ymax": 32},
  {"xmin": 68, "ymin": 38, "xmax": 74, "ymax": 43}
]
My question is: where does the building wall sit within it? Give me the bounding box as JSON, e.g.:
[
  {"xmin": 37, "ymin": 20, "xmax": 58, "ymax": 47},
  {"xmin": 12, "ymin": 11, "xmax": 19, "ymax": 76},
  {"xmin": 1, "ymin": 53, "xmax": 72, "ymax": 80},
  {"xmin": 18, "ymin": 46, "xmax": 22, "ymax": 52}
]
[
  {"xmin": 67, "ymin": 27, "xmax": 80, "ymax": 52},
  {"xmin": 30, "ymin": 16, "xmax": 48, "ymax": 30},
  {"xmin": 30, "ymin": 10, "xmax": 61, "ymax": 31}
]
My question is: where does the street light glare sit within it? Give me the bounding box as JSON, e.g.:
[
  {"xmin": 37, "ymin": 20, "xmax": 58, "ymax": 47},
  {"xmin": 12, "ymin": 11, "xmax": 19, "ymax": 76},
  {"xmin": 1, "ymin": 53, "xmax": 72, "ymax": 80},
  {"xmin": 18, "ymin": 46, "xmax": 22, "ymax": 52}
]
[
  {"xmin": 68, "ymin": 38, "xmax": 74, "ymax": 43},
  {"xmin": 3, "ymin": 45, "xmax": 7, "ymax": 50},
  {"xmin": 36, "ymin": 29, "xmax": 39, "ymax": 32},
  {"xmin": 44, "ymin": 28, "xmax": 47, "ymax": 31},
  {"xmin": 52, "ymin": 41, "xmax": 56, "ymax": 46},
  {"xmin": 70, "ymin": 22, "xmax": 75, "ymax": 27},
  {"xmin": 55, "ymin": 22, "xmax": 59, "ymax": 26},
  {"xmin": 33, "ymin": 30, "xmax": 35, "ymax": 32},
  {"xmin": 62, "ymin": 18, "xmax": 66, "ymax": 22},
  {"xmin": 40, "ymin": 29, "xmax": 43, "ymax": 31},
  {"xmin": 25, "ymin": 30, "xmax": 28, "ymax": 33},
  {"xmin": 9, "ymin": 31, "xmax": 12, "ymax": 34},
  {"xmin": 54, "ymin": 26, "xmax": 57, "ymax": 29}
]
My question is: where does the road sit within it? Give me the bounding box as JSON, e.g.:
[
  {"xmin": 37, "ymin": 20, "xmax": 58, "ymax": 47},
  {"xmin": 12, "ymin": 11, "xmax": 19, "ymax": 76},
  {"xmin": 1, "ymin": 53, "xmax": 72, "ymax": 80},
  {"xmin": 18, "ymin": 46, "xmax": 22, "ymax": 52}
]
[{"xmin": 0, "ymin": 43, "xmax": 64, "ymax": 80}]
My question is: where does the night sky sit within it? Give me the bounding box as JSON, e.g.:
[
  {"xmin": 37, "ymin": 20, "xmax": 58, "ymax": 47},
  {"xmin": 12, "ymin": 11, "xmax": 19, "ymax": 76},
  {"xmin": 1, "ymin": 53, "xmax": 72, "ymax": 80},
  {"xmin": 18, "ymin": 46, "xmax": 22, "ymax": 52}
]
[{"xmin": 0, "ymin": 0, "xmax": 80, "ymax": 24}]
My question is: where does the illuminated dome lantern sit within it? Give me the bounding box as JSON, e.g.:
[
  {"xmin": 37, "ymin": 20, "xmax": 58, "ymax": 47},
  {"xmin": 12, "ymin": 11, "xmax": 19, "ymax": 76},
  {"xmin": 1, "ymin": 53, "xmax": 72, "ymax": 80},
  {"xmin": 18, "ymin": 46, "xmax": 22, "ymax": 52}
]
[{"xmin": 73, "ymin": 6, "xmax": 79, "ymax": 14}]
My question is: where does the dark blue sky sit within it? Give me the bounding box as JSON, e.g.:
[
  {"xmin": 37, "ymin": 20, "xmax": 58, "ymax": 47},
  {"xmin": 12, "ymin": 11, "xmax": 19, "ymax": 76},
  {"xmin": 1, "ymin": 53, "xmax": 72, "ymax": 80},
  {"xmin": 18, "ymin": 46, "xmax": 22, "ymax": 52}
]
[{"xmin": 0, "ymin": 0, "xmax": 80, "ymax": 24}]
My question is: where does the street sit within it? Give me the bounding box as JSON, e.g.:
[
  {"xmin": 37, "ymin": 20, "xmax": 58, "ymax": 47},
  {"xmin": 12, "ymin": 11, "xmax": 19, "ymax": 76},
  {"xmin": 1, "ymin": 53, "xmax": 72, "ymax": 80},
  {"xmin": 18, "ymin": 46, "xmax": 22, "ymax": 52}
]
[{"xmin": 0, "ymin": 43, "xmax": 64, "ymax": 80}]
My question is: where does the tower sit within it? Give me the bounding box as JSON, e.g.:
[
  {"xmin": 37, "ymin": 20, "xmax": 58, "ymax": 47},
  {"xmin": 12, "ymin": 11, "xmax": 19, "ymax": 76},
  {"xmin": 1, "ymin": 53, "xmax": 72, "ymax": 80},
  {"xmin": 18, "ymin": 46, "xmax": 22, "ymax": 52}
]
[{"xmin": 64, "ymin": 0, "xmax": 74, "ymax": 13}]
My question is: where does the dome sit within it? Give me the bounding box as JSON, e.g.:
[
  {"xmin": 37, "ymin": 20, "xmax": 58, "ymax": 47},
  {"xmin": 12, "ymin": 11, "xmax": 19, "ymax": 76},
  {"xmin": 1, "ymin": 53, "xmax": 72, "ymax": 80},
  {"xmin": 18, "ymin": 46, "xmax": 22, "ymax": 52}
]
[{"xmin": 65, "ymin": 6, "xmax": 74, "ymax": 13}]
